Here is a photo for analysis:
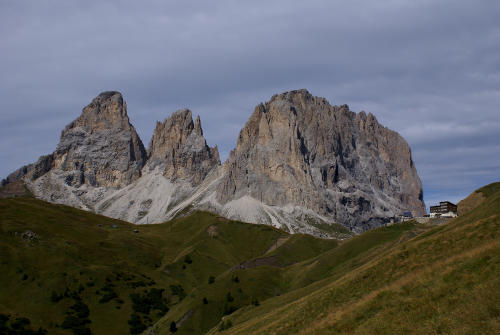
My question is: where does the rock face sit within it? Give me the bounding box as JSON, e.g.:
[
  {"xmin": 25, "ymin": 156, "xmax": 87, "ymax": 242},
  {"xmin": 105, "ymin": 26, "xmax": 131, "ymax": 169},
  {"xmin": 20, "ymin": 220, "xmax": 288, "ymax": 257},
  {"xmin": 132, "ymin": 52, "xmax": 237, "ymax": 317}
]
[
  {"xmin": 5, "ymin": 91, "xmax": 147, "ymax": 190},
  {"xmin": 1, "ymin": 89, "xmax": 426, "ymax": 236},
  {"xmin": 94, "ymin": 108, "xmax": 221, "ymax": 224},
  {"xmin": 54, "ymin": 91, "xmax": 147, "ymax": 188},
  {"xmin": 216, "ymin": 89, "xmax": 425, "ymax": 231},
  {"xmin": 1, "ymin": 91, "xmax": 221, "ymax": 222},
  {"xmin": 147, "ymin": 109, "xmax": 220, "ymax": 186}
]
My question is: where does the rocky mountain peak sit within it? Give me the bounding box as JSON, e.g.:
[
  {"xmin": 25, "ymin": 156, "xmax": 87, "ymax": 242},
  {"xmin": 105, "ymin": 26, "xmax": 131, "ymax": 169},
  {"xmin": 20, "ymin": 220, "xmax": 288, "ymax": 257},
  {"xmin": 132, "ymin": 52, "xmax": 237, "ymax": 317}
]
[
  {"xmin": 217, "ymin": 89, "xmax": 425, "ymax": 232},
  {"xmin": 269, "ymin": 88, "xmax": 314, "ymax": 103},
  {"xmin": 51, "ymin": 91, "xmax": 147, "ymax": 189},
  {"xmin": 267, "ymin": 89, "xmax": 331, "ymax": 114},
  {"xmin": 4, "ymin": 92, "xmax": 148, "ymax": 194},
  {"xmin": 65, "ymin": 91, "xmax": 132, "ymax": 133},
  {"xmin": 148, "ymin": 109, "xmax": 220, "ymax": 186}
]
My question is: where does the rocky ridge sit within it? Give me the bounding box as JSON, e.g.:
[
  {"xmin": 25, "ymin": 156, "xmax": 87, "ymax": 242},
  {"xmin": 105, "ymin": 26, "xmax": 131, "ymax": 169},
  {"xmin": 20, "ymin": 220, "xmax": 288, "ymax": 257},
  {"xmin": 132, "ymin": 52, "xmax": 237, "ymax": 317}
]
[
  {"xmin": 1, "ymin": 89, "xmax": 425, "ymax": 236},
  {"xmin": 95, "ymin": 108, "xmax": 220, "ymax": 224}
]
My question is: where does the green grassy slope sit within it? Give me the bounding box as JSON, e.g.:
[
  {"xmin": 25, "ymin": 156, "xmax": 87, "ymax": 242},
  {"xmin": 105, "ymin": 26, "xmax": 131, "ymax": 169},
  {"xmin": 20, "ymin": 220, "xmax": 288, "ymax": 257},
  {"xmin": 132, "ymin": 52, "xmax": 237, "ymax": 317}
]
[
  {"xmin": 0, "ymin": 198, "xmax": 338, "ymax": 334},
  {"xmin": 150, "ymin": 220, "xmax": 433, "ymax": 334},
  {"xmin": 2, "ymin": 182, "xmax": 498, "ymax": 335},
  {"xmin": 205, "ymin": 182, "xmax": 500, "ymax": 335}
]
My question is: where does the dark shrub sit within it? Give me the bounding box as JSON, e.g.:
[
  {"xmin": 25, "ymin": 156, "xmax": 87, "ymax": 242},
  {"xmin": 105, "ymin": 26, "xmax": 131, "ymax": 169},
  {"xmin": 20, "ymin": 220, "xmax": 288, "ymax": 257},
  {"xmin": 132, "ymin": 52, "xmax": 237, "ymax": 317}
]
[
  {"xmin": 169, "ymin": 285, "xmax": 186, "ymax": 300},
  {"xmin": 61, "ymin": 298, "xmax": 92, "ymax": 335},
  {"xmin": 10, "ymin": 317, "xmax": 30, "ymax": 329},
  {"xmin": 99, "ymin": 291, "xmax": 118, "ymax": 303},
  {"xmin": 223, "ymin": 303, "xmax": 238, "ymax": 316},
  {"xmin": 51, "ymin": 291, "xmax": 63, "ymax": 303},
  {"xmin": 169, "ymin": 321, "xmax": 177, "ymax": 333},
  {"xmin": 128, "ymin": 313, "xmax": 147, "ymax": 335},
  {"xmin": 226, "ymin": 292, "xmax": 234, "ymax": 302},
  {"xmin": 130, "ymin": 288, "xmax": 168, "ymax": 315}
]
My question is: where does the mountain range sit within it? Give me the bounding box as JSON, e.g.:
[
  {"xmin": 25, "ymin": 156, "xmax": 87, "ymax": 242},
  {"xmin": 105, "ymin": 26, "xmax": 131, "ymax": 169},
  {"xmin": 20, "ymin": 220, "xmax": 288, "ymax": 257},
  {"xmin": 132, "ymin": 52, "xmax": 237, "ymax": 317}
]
[{"xmin": 1, "ymin": 89, "xmax": 425, "ymax": 235}]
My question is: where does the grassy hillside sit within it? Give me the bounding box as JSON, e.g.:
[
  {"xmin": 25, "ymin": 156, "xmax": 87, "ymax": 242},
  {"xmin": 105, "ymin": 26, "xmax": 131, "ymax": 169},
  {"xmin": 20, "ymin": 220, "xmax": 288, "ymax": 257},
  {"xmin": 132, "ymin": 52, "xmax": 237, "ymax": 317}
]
[
  {"xmin": 0, "ymin": 198, "xmax": 337, "ymax": 334},
  {"xmin": 1, "ymin": 182, "xmax": 498, "ymax": 335},
  {"xmin": 205, "ymin": 182, "xmax": 500, "ymax": 335}
]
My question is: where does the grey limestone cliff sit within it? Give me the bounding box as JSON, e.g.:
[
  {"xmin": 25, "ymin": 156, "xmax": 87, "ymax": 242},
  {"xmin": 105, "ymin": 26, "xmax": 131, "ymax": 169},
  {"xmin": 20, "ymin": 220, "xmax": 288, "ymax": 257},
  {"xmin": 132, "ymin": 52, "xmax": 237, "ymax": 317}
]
[
  {"xmin": 4, "ymin": 91, "xmax": 147, "ymax": 190},
  {"xmin": 216, "ymin": 89, "xmax": 425, "ymax": 232},
  {"xmin": 147, "ymin": 109, "xmax": 220, "ymax": 186},
  {"xmin": 54, "ymin": 91, "xmax": 147, "ymax": 188}
]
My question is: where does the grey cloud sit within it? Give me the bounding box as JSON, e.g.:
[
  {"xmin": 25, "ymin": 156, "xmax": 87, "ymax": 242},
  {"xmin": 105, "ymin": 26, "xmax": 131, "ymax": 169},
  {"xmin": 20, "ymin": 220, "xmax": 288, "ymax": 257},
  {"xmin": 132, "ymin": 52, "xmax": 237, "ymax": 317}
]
[{"xmin": 1, "ymin": 0, "xmax": 499, "ymax": 209}]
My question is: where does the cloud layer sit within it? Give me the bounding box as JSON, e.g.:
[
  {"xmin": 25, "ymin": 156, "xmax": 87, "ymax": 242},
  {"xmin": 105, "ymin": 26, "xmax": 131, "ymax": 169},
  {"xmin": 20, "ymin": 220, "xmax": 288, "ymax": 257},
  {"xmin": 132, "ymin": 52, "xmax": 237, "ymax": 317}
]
[{"xmin": 1, "ymin": 0, "xmax": 499, "ymax": 209}]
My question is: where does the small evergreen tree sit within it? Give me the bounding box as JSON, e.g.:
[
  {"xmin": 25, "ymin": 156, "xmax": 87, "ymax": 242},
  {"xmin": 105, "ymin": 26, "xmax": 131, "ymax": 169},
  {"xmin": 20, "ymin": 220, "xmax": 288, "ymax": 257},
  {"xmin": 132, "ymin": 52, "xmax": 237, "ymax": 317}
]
[
  {"xmin": 226, "ymin": 292, "xmax": 234, "ymax": 302},
  {"xmin": 51, "ymin": 291, "xmax": 62, "ymax": 303},
  {"xmin": 169, "ymin": 321, "xmax": 177, "ymax": 333}
]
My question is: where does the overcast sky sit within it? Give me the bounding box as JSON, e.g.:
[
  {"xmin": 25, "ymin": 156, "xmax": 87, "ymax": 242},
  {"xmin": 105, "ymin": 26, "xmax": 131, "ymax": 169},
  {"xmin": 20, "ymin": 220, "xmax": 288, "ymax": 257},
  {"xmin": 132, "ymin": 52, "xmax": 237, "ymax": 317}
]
[{"xmin": 1, "ymin": 0, "xmax": 499, "ymax": 210}]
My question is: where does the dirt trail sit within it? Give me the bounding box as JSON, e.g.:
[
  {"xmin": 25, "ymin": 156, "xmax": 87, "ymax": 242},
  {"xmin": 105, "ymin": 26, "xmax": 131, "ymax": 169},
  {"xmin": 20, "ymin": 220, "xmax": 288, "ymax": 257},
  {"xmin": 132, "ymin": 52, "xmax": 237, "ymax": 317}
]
[
  {"xmin": 264, "ymin": 236, "xmax": 290, "ymax": 255},
  {"xmin": 177, "ymin": 309, "xmax": 194, "ymax": 327},
  {"xmin": 231, "ymin": 236, "xmax": 291, "ymax": 271}
]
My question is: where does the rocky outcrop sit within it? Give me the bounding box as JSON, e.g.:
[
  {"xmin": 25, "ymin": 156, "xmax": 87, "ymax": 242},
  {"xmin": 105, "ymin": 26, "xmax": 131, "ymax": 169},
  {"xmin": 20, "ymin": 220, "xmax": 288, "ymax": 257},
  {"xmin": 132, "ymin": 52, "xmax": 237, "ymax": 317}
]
[
  {"xmin": 54, "ymin": 91, "xmax": 147, "ymax": 188},
  {"xmin": 147, "ymin": 109, "xmax": 220, "ymax": 186},
  {"xmin": 216, "ymin": 89, "xmax": 425, "ymax": 232},
  {"xmin": 95, "ymin": 109, "xmax": 221, "ymax": 224},
  {"xmin": 5, "ymin": 92, "xmax": 147, "ymax": 190},
  {"xmin": 3, "ymin": 154, "xmax": 55, "ymax": 186},
  {"xmin": 0, "ymin": 180, "xmax": 33, "ymax": 198}
]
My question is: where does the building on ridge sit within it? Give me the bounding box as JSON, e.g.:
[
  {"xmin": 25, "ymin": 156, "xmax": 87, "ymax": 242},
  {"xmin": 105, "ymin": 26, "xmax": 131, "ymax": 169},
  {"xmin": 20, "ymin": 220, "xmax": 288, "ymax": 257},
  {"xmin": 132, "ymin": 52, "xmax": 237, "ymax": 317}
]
[{"xmin": 430, "ymin": 201, "xmax": 457, "ymax": 218}]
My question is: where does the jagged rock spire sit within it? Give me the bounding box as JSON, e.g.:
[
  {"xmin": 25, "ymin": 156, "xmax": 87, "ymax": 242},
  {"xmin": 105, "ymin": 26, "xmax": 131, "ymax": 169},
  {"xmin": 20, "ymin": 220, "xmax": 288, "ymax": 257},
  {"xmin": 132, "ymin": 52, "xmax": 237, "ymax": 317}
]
[
  {"xmin": 148, "ymin": 109, "xmax": 220, "ymax": 186},
  {"xmin": 194, "ymin": 115, "xmax": 203, "ymax": 136}
]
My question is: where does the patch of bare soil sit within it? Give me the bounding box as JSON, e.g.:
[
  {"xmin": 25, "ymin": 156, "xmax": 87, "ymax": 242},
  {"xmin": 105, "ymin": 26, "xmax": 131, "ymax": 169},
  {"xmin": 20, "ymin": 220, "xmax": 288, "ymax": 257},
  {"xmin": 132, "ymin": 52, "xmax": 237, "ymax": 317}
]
[
  {"xmin": 232, "ymin": 256, "xmax": 281, "ymax": 271},
  {"xmin": 206, "ymin": 225, "xmax": 219, "ymax": 237}
]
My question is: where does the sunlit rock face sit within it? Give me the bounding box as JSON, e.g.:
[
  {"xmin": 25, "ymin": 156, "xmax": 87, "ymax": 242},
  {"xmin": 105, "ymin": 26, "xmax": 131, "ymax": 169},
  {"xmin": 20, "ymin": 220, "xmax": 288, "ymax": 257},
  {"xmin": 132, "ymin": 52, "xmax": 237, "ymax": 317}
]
[
  {"xmin": 53, "ymin": 91, "xmax": 148, "ymax": 188},
  {"xmin": 216, "ymin": 89, "xmax": 425, "ymax": 232},
  {"xmin": 147, "ymin": 109, "xmax": 220, "ymax": 186}
]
